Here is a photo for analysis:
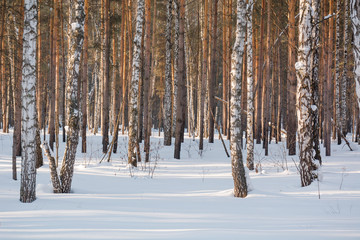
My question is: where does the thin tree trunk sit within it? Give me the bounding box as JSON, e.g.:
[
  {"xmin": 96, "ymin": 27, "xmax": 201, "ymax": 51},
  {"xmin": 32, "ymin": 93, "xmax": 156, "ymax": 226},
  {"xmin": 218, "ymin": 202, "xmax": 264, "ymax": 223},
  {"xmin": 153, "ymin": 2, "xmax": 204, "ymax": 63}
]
[
  {"xmin": 81, "ymin": 0, "xmax": 89, "ymax": 153},
  {"xmin": 287, "ymin": 0, "xmax": 297, "ymax": 155},
  {"xmin": 246, "ymin": 0, "xmax": 254, "ymax": 170},
  {"xmin": 164, "ymin": 0, "xmax": 173, "ymax": 146},
  {"xmin": 174, "ymin": 0, "xmax": 186, "ymax": 159}
]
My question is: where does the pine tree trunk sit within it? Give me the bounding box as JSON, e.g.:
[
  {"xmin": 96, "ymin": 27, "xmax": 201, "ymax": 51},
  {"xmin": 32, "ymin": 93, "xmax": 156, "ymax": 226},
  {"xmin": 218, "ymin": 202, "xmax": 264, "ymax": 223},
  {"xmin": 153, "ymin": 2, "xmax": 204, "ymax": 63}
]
[
  {"xmin": 102, "ymin": 0, "xmax": 110, "ymax": 153},
  {"xmin": 14, "ymin": 0, "xmax": 24, "ymax": 159},
  {"xmin": 262, "ymin": 0, "xmax": 271, "ymax": 155},
  {"xmin": 81, "ymin": 0, "xmax": 89, "ymax": 153},
  {"xmin": 128, "ymin": 0, "xmax": 145, "ymax": 167},
  {"xmin": 54, "ymin": 0, "xmax": 60, "ymax": 165},
  {"xmin": 20, "ymin": 0, "xmax": 38, "ymax": 203},
  {"xmin": 59, "ymin": 0, "xmax": 85, "ymax": 193},
  {"xmin": 164, "ymin": 0, "xmax": 173, "ymax": 146},
  {"xmin": 335, "ymin": 0, "xmax": 342, "ymax": 145},
  {"xmin": 143, "ymin": 0, "xmax": 152, "ymax": 161},
  {"xmin": 351, "ymin": 0, "xmax": 360, "ymax": 116},
  {"xmin": 174, "ymin": 0, "xmax": 186, "ymax": 159},
  {"xmin": 287, "ymin": 0, "xmax": 297, "ymax": 155},
  {"xmin": 208, "ymin": 0, "xmax": 217, "ymax": 143},
  {"xmin": 246, "ymin": 0, "xmax": 254, "ymax": 170}
]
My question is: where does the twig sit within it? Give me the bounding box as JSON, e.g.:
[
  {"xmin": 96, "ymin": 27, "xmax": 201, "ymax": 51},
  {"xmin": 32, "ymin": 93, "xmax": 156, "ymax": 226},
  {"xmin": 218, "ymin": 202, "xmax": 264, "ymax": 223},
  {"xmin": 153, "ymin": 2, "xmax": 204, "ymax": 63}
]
[{"xmin": 210, "ymin": 108, "xmax": 230, "ymax": 158}]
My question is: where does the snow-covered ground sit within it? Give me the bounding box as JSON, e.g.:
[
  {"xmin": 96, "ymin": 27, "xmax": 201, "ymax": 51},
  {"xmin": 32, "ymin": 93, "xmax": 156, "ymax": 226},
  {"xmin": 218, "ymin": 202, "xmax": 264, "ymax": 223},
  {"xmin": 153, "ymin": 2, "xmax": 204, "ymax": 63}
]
[{"xmin": 0, "ymin": 130, "xmax": 359, "ymax": 239}]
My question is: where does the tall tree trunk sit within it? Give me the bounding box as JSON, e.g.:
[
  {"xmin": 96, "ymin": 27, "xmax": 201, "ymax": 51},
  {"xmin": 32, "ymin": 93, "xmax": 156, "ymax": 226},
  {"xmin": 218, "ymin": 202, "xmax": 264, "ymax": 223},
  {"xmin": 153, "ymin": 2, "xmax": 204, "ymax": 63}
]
[
  {"xmin": 20, "ymin": 0, "xmax": 38, "ymax": 203},
  {"xmin": 54, "ymin": 0, "xmax": 60, "ymax": 165},
  {"xmin": 287, "ymin": 0, "xmax": 297, "ymax": 155},
  {"xmin": 208, "ymin": 0, "xmax": 217, "ymax": 143},
  {"xmin": 164, "ymin": 0, "xmax": 173, "ymax": 146},
  {"xmin": 351, "ymin": 0, "xmax": 360, "ymax": 118},
  {"xmin": 262, "ymin": 0, "xmax": 271, "ymax": 155},
  {"xmin": 49, "ymin": 8, "xmax": 56, "ymax": 151},
  {"xmin": 128, "ymin": 0, "xmax": 145, "ymax": 167},
  {"xmin": 311, "ymin": 0, "xmax": 322, "ymax": 162},
  {"xmin": 335, "ymin": 0, "xmax": 342, "ymax": 145},
  {"xmin": 174, "ymin": 0, "xmax": 186, "ymax": 159},
  {"xmin": 297, "ymin": 0, "xmax": 319, "ymax": 187},
  {"xmin": 342, "ymin": 0, "xmax": 349, "ymax": 136},
  {"xmin": 143, "ymin": 0, "xmax": 152, "ymax": 161},
  {"xmin": 199, "ymin": 0, "xmax": 208, "ymax": 150},
  {"xmin": 231, "ymin": 0, "xmax": 247, "ymax": 198},
  {"xmin": 102, "ymin": 0, "xmax": 110, "ymax": 153},
  {"xmin": 59, "ymin": 0, "xmax": 85, "ymax": 193},
  {"xmin": 14, "ymin": 0, "xmax": 25, "ymax": 160},
  {"xmin": 246, "ymin": 0, "xmax": 254, "ymax": 170},
  {"xmin": 255, "ymin": 0, "xmax": 265, "ymax": 144},
  {"xmin": 81, "ymin": 0, "xmax": 88, "ymax": 153}
]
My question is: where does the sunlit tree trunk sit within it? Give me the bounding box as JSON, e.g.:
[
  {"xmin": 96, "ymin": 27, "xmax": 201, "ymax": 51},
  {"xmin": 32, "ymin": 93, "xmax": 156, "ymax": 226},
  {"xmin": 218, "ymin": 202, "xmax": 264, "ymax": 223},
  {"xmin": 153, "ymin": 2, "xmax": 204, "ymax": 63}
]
[
  {"xmin": 164, "ymin": 0, "xmax": 173, "ymax": 146},
  {"xmin": 20, "ymin": 0, "xmax": 38, "ymax": 203},
  {"xmin": 351, "ymin": 0, "xmax": 360, "ymax": 117},
  {"xmin": 231, "ymin": 0, "xmax": 247, "ymax": 198},
  {"xmin": 287, "ymin": 0, "xmax": 297, "ymax": 155},
  {"xmin": 128, "ymin": 0, "xmax": 145, "ymax": 167},
  {"xmin": 246, "ymin": 0, "xmax": 254, "ymax": 170},
  {"xmin": 297, "ymin": 0, "xmax": 320, "ymax": 187},
  {"xmin": 59, "ymin": 0, "xmax": 85, "ymax": 193}
]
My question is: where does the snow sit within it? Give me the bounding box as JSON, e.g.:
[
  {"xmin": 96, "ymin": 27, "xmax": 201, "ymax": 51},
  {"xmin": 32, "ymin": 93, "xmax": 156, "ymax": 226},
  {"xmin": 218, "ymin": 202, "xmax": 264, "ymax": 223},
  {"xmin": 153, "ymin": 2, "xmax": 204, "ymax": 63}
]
[{"xmin": 0, "ymin": 130, "xmax": 360, "ymax": 239}]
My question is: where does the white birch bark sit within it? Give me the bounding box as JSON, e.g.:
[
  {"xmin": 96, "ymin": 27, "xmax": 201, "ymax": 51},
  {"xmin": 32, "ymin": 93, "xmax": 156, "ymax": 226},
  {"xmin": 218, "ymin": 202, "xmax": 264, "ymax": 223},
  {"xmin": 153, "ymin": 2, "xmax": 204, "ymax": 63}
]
[
  {"xmin": 20, "ymin": 0, "xmax": 38, "ymax": 203},
  {"xmin": 230, "ymin": 0, "xmax": 247, "ymax": 198},
  {"xmin": 128, "ymin": 0, "xmax": 145, "ymax": 166},
  {"xmin": 311, "ymin": 0, "xmax": 321, "ymax": 162},
  {"xmin": 296, "ymin": 0, "xmax": 319, "ymax": 187},
  {"xmin": 351, "ymin": 0, "xmax": 360, "ymax": 114},
  {"xmin": 59, "ymin": 0, "xmax": 85, "ymax": 193},
  {"xmin": 246, "ymin": 0, "xmax": 254, "ymax": 171},
  {"xmin": 164, "ymin": 0, "xmax": 173, "ymax": 146}
]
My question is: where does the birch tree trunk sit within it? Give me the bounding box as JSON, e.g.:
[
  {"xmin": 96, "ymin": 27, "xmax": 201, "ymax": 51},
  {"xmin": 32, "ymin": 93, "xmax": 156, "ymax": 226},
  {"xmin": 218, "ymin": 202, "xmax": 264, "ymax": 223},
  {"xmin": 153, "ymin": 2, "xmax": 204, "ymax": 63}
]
[
  {"xmin": 128, "ymin": 0, "xmax": 145, "ymax": 167},
  {"xmin": 231, "ymin": 0, "xmax": 247, "ymax": 198},
  {"xmin": 20, "ymin": 0, "xmax": 38, "ymax": 203},
  {"xmin": 311, "ymin": 0, "xmax": 322, "ymax": 162},
  {"xmin": 164, "ymin": 0, "xmax": 173, "ymax": 146},
  {"xmin": 246, "ymin": 0, "xmax": 254, "ymax": 170},
  {"xmin": 351, "ymin": 0, "xmax": 360, "ymax": 115},
  {"xmin": 296, "ymin": 0, "xmax": 319, "ymax": 187},
  {"xmin": 59, "ymin": 0, "xmax": 85, "ymax": 193}
]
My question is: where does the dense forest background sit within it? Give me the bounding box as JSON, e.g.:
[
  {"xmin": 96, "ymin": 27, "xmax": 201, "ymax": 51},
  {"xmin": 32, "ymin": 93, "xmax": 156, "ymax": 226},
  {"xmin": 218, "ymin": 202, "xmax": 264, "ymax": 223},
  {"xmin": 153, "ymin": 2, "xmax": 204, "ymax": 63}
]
[{"xmin": 1, "ymin": 0, "xmax": 360, "ymax": 202}]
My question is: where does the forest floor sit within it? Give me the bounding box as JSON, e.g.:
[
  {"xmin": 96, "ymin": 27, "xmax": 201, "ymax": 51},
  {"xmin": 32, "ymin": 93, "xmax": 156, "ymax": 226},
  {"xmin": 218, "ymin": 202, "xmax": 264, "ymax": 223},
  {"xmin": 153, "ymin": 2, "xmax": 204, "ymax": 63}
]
[{"xmin": 0, "ymin": 130, "xmax": 359, "ymax": 239}]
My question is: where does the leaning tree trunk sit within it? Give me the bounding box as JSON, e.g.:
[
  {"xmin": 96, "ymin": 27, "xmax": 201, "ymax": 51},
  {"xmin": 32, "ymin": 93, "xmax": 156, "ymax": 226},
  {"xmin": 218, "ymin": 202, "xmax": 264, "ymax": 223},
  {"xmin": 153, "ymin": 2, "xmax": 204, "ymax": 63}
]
[
  {"xmin": 128, "ymin": 0, "xmax": 145, "ymax": 167},
  {"xmin": 20, "ymin": 0, "xmax": 38, "ymax": 203},
  {"xmin": 246, "ymin": 0, "xmax": 254, "ymax": 170},
  {"xmin": 230, "ymin": 0, "xmax": 247, "ymax": 198},
  {"xmin": 164, "ymin": 0, "xmax": 173, "ymax": 146},
  {"xmin": 351, "ymin": 0, "xmax": 360, "ymax": 114},
  {"xmin": 296, "ymin": 0, "xmax": 319, "ymax": 187},
  {"xmin": 59, "ymin": 0, "xmax": 85, "ymax": 193}
]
